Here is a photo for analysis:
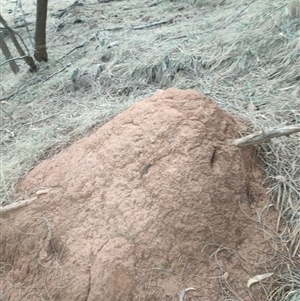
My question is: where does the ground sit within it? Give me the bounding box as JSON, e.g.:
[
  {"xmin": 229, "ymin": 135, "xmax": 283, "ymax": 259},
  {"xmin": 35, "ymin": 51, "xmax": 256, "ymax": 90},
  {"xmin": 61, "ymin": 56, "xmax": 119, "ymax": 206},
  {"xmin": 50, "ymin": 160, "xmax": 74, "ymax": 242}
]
[
  {"xmin": 1, "ymin": 88, "xmax": 281, "ymax": 300},
  {"xmin": 0, "ymin": 0, "xmax": 300, "ymax": 300}
]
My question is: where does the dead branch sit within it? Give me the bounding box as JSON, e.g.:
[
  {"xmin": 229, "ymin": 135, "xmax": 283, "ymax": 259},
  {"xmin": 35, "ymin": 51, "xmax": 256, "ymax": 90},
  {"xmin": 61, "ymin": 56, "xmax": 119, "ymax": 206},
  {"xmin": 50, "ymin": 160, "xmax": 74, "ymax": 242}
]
[
  {"xmin": 0, "ymin": 84, "xmax": 27, "ymax": 101},
  {"xmin": 24, "ymin": 115, "xmax": 56, "ymax": 125},
  {"xmin": 0, "ymin": 197, "xmax": 37, "ymax": 214},
  {"xmin": 42, "ymin": 63, "xmax": 71, "ymax": 82},
  {"xmin": 0, "ymin": 14, "xmax": 37, "ymax": 72},
  {"xmin": 19, "ymin": 0, "xmax": 34, "ymax": 49},
  {"xmin": 0, "ymin": 55, "xmax": 29, "ymax": 66},
  {"xmin": 0, "ymin": 32, "xmax": 19, "ymax": 73},
  {"xmin": 0, "ymin": 106, "xmax": 14, "ymax": 120},
  {"xmin": 97, "ymin": 0, "xmax": 124, "ymax": 3},
  {"xmin": 170, "ymin": 0, "xmax": 255, "ymax": 40},
  {"xmin": 217, "ymin": 0, "xmax": 255, "ymax": 30},
  {"xmin": 132, "ymin": 19, "xmax": 173, "ymax": 30},
  {"xmin": 233, "ymin": 124, "xmax": 300, "ymax": 147},
  {"xmin": 13, "ymin": 22, "xmax": 33, "ymax": 29},
  {"xmin": 57, "ymin": 0, "xmax": 84, "ymax": 18},
  {"xmin": 60, "ymin": 42, "xmax": 86, "ymax": 60},
  {"xmin": 149, "ymin": 1, "xmax": 164, "ymax": 7},
  {"xmin": 100, "ymin": 26, "xmax": 124, "ymax": 31}
]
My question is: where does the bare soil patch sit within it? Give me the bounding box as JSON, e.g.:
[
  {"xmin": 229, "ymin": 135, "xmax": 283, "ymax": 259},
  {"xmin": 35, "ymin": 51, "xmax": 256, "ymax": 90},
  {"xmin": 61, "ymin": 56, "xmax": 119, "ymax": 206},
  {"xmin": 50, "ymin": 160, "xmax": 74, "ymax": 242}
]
[{"xmin": 1, "ymin": 89, "xmax": 279, "ymax": 300}]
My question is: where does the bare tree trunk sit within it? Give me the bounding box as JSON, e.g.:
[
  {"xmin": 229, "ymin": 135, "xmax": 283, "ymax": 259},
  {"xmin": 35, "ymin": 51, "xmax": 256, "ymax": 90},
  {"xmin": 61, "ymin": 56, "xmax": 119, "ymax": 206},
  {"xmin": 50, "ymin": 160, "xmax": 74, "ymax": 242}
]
[
  {"xmin": 0, "ymin": 14, "xmax": 37, "ymax": 72},
  {"xmin": 0, "ymin": 33, "xmax": 19, "ymax": 74},
  {"xmin": 34, "ymin": 0, "xmax": 48, "ymax": 62}
]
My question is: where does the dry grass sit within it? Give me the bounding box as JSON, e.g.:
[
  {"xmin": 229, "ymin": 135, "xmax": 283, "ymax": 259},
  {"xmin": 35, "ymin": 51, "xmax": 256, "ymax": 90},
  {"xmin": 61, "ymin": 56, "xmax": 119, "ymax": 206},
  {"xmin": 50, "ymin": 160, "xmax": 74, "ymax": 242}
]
[
  {"xmin": 268, "ymin": 268, "xmax": 300, "ymax": 301},
  {"xmin": 1, "ymin": 0, "xmax": 300, "ymax": 299}
]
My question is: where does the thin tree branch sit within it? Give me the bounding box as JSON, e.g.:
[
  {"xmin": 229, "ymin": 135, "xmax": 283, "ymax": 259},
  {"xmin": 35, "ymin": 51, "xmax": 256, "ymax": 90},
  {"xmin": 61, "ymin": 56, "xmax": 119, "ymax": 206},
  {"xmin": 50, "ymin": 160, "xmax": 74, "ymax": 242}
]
[
  {"xmin": 56, "ymin": 0, "xmax": 84, "ymax": 18},
  {"xmin": 132, "ymin": 18, "xmax": 173, "ymax": 30},
  {"xmin": 0, "ymin": 106, "xmax": 14, "ymax": 120},
  {"xmin": 60, "ymin": 42, "xmax": 85, "ymax": 60},
  {"xmin": 42, "ymin": 63, "xmax": 71, "ymax": 82},
  {"xmin": 0, "ymin": 84, "xmax": 27, "ymax": 101},
  {"xmin": 171, "ymin": 0, "xmax": 255, "ymax": 40},
  {"xmin": 0, "ymin": 14, "xmax": 37, "ymax": 72},
  {"xmin": 0, "ymin": 32, "xmax": 19, "ymax": 73},
  {"xmin": 18, "ymin": 0, "xmax": 34, "ymax": 49},
  {"xmin": 215, "ymin": 0, "xmax": 255, "ymax": 31},
  {"xmin": 0, "ymin": 55, "xmax": 29, "ymax": 66},
  {"xmin": 233, "ymin": 124, "xmax": 300, "ymax": 147},
  {"xmin": 0, "ymin": 197, "xmax": 37, "ymax": 213}
]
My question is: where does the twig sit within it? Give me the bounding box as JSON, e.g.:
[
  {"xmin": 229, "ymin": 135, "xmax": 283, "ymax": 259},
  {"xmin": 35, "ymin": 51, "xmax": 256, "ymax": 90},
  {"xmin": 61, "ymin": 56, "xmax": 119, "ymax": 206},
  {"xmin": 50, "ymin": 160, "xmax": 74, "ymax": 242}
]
[
  {"xmin": 97, "ymin": 0, "xmax": 124, "ymax": 3},
  {"xmin": 0, "ymin": 197, "xmax": 37, "ymax": 213},
  {"xmin": 24, "ymin": 114, "xmax": 56, "ymax": 125},
  {"xmin": 171, "ymin": 0, "xmax": 255, "ymax": 40},
  {"xmin": 0, "ymin": 14, "xmax": 37, "ymax": 71},
  {"xmin": 8, "ymin": 25, "xmax": 32, "ymax": 56},
  {"xmin": 57, "ymin": 0, "xmax": 84, "ymax": 18},
  {"xmin": 214, "ymin": 0, "xmax": 255, "ymax": 31},
  {"xmin": 149, "ymin": 1, "xmax": 164, "ymax": 7},
  {"xmin": 0, "ymin": 55, "xmax": 29, "ymax": 66},
  {"xmin": 233, "ymin": 124, "xmax": 300, "ymax": 147},
  {"xmin": 13, "ymin": 22, "xmax": 33, "ymax": 29},
  {"xmin": 0, "ymin": 106, "xmax": 14, "ymax": 120},
  {"xmin": 60, "ymin": 42, "xmax": 86, "ymax": 60},
  {"xmin": 123, "ymin": 0, "xmax": 163, "ymax": 9},
  {"xmin": 42, "ymin": 63, "xmax": 71, "ymax": 82},
  {"xmin": 0, "ymin": 15, "xmax": 31, "ymax": 56},
  {"xmin": 19, "ymin": 0, "xmax": 34, "ymax": 49},
  {"xmin": 0, "ymin": 32, "xmax": 19, "ymax": 73},
  {"xmin": 0, "ymin": 84, "xmax": 27, "ymax": 101},
  {"xmin": 132, "ymin": 18, "xmax": 173, "ymax": 30},
  {"xmin": 100, "ymin": 26, "xmax": 124, "ymax": 31}
]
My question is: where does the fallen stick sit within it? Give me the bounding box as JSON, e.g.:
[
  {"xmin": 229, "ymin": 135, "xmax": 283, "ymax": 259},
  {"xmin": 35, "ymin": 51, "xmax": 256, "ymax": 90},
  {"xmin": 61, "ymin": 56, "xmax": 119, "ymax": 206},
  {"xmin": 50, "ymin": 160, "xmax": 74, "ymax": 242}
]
[
  {"xmin": 0, "ymin": 55, "xmax": 30, "ymax": 66},
  {"xmin": 60, "ymin": 42, "xmax": 86, "ymax": 60},
  {"xmin": 0, "ymin": 197, "xmax": 37, "ymax": 214},
  {"xmin": 100, "ymin": 26, "xmax": 124, "ymax": 31},
  {"xmin": 132, "ymin": 18, "xmax": 173, "ymax": 30},
  {"xmin": 0, "ymin": 84, "xmax": 27, "ymax": 101},
  {"xmin": 42, "ymin": 63, "xmax": 71, "ymax": 82},
  {"xmin": 219, "ymin": 0, "xmax": 255, "ymax": 30},
  {"xmin": 149, "ymin": 1, "xmax": 164, "ymax": 7},
  {"xmin": 97, "ymin": 0, "xmax": 124, "ymax": 3},
  {"xmin": 233, "ymin": 124, "xmax": 300, "ymax": 147},
  {"xmin": 57, "ymin": 0, "xmax": 84, "ymax": 18}
]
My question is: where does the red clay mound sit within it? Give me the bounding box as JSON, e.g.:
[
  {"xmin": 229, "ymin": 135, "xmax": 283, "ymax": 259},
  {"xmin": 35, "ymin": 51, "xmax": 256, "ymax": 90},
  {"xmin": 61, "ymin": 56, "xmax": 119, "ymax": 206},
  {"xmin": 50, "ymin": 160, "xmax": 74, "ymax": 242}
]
[{"xmin": 1, "ymin": 88, "xmax": 277, "ymax": 300}]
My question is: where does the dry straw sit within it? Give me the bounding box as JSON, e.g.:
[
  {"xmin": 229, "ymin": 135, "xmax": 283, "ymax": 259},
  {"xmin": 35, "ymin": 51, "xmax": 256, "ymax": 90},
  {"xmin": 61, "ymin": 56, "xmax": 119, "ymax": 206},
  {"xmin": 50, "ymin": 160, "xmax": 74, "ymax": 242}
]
[{"xmin": 0, "ymin": 0, "xmax": 299, "ymax": 299}]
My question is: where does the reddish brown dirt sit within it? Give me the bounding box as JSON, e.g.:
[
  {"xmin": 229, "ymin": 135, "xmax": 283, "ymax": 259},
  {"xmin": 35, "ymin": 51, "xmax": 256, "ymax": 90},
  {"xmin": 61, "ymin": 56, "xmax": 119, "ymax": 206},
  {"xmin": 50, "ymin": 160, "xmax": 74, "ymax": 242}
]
[{"xmin": 0, "ymin": 88, "xmax": 278, "ymax": 301}]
